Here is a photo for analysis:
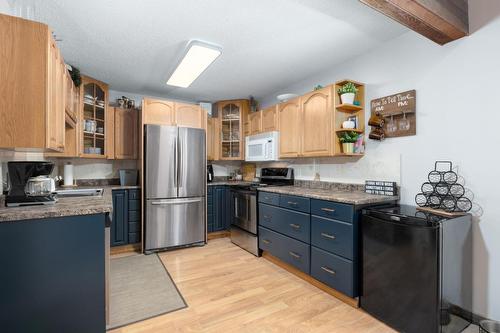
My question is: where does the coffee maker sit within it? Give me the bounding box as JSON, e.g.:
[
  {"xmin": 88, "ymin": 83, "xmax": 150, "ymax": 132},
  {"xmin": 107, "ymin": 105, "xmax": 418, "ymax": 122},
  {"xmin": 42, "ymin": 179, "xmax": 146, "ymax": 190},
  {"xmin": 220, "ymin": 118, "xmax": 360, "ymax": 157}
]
[
  {"xmin": 207, "ymin": 164, "xmax": 214, "ymax": 183},
  {"xmin": 5, "ymin": 161, "xmax": 57, "ymax": 207}
]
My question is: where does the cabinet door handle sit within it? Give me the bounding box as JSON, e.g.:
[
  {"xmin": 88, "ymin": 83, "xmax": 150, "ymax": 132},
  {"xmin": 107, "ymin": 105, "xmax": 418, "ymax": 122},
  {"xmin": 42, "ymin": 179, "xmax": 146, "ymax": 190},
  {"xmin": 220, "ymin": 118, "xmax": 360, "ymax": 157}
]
[
  {"xmin": 289, "ymin": 223, "xmax": 300, "ymax": 230},
  {"xmin": 321, "ymin": 208, "xmax": 335, "ymax": 213},
  {"xmin": 262, "ymin": 239, "xmax": 271, "ymax": 244},
  {"xmin": 289, "ymin": 251, "xmax": 301, "ymax": 259},
  {"xmin": 287, "ymin": 201, "xmax": 298, "ymax": 206},
  {"xmin": 321, "ymin": 232, "xmax": 336, "ymax": 240},
  {"xmin": 321, "ymin": 266, "xmax": 336, "ymax": 275}
]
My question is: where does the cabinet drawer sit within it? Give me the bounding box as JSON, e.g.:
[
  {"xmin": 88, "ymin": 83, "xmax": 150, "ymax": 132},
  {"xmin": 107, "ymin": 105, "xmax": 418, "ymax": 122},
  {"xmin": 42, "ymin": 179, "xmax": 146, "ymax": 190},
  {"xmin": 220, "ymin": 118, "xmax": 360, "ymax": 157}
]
[
  {"xmin": 128, "ymin": 210, "xmax": 140, "ymax": 222},
  {"xmin": 311, "ymin": 246, "xmax": 355, "ymax": 297},
  {"xmin": 258, "ymin": 192, "xmax": 280, "ymax": 206},
  {"xmin": 128, "ymin": 199, "xmax": 140, "ymax": 211},
  {"xmin": 259, "ymin": 226, "xmax": 310, "ymax": 274},
  {"xmin": 259, "ymin": 204, "xmax": 310, "ymax": 243},
  {"xmin": 128, "ymin": 189, "xmax": 141, "ymax": 200},
  {"xmin": 128, "ymin": 221, "xmax": 140, "ymax": 233},
  {"xmin": 128, "ymin": 232, "xmax": 140, "ymax": 244},
  {"xmin": 311, "ymin": 199, "xmax": 354, "ymax": 223},
  {"xmin": 279, "ymin": 195, "xmax": 310, "ymax": 213},
  {"xmin": 311, "ymin": 216, "xmax": 353, "ymax": 260}
]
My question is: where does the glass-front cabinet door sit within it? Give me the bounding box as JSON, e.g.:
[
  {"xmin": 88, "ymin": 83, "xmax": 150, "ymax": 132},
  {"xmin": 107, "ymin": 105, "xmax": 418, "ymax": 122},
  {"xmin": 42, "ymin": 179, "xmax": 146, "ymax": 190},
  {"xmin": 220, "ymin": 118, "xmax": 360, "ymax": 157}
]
[
  {"xmin": 81, "ymin": 76, "xmax": 108, "ymax": 158},
  {"xmin": 218, "ymin": 100, "xmax": 248, "ymax": 160}
]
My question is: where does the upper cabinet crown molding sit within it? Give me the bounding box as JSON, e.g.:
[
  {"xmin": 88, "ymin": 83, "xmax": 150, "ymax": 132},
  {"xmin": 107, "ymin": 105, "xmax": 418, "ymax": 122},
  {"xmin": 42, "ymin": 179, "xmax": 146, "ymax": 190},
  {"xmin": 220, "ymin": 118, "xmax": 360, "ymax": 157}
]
[{"xmin": 359, "ymin": 0, "xmax": 469, "ymax": 45}]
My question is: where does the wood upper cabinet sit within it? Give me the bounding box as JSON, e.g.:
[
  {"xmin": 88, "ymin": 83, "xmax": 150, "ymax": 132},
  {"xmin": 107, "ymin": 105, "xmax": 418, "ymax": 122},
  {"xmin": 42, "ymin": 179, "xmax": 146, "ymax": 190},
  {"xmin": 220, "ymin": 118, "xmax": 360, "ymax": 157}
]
[
  {"xmin": 301, "ymin": 86, "xmax": 333, "ymax": 157},
  {"xmin": 278, "ymin": 98, "xmax": 301, "ymax": 158},
  {"xmin": 0, "ymin": 14, "xmax": 70, "ymax": 152},
  {"xmin": 113, "ymin": 108, "xmax": 138, "ymax": 160},
  {"xmin": 207, "ymin": 117, "xmax": 220, "ymax": 161},
  {"xmin": 143, "ymin": 98, "xmax": 175, "ymax": 125},
  {"xmin": 175, "ymin": 102, "xmax": 204, "ymax": 128},
  {"xmin": 262, "ymin": 106, "xmax": 278, "ymax": 132},
  {"xmin": 80, "ymin": 76, "xmax": 109, "ymax": 158},
  {"xmin": 143, "ymin": 98, "xmax": 206, "ymax": 129},
  {"xmin": 218, "ymin": 100, "xmax": 249, "ymax": 160},
  {"xmin": 249, "ymin": 111, "xmax": 262, "ymax": 135},
  {"xmin": 47, "ymin": 38, "xmax": 64, "ymax": 151}
]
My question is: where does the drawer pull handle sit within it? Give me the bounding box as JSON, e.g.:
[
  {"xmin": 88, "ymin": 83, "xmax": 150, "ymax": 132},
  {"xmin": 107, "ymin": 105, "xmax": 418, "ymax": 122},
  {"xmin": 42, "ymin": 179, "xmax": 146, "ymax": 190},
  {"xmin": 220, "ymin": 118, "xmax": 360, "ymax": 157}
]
[
  {"xmin": 321, "ymin": 232, "xmax": 336, "ymax": 240},
  {"xmin": 264, "ymin": 196, "xmax": 270, "ymax": 200},
  {"xmin": 263, "ymin": 215, "xmax": 272, "ymax": 220},
  {"xmin": 262, "ymin": 239, "xmax": 271, "ymax": 244},
  {"xmin": 289, "ymin": 251, "xmax": 301, "ymax": 259},
  {"xmin": 287, "ymin": 201, "xmax": 298, "ymax": 206},
  {"xmin": 289, "ymin": 223, "xmax": 300, "ymax": 230},
  {"xmin": 321, "ymin": 208, "xmax": 335, "ymax": 213},
  {"xmin": 321, "ymin": 266, "xmax": 336, "ymax": 275}
]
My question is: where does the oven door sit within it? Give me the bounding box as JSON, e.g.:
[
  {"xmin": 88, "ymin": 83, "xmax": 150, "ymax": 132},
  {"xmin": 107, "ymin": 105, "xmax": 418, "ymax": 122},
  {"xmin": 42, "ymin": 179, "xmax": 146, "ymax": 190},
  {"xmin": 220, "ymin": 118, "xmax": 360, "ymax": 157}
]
[{"xmin": 230, "ymin": 189, "xmax": 257, "ymax": 234}]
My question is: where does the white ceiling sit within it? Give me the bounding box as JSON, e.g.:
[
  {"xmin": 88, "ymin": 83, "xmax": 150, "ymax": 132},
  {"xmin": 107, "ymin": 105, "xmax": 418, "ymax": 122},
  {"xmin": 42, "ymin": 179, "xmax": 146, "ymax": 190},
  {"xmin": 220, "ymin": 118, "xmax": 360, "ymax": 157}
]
[{"xmin": 28, "ymin": 0, "xmax": 407, "ymax": 102}]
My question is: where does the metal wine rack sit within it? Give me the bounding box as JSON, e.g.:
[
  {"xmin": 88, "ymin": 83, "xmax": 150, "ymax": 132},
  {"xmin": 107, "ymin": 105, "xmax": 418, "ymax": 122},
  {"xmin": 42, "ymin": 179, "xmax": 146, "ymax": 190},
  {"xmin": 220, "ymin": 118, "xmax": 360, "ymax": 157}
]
[{"xmin": 415, "ymin": 161, "xmax": 472, "ymax": 213}]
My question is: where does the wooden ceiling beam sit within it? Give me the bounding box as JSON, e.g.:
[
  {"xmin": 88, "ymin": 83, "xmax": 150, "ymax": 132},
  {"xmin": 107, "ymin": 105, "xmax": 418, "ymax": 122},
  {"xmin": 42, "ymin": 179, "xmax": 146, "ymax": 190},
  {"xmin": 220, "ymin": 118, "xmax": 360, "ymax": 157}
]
[{"xmin": 359, "ymin": 0, "xmax": 469, "ymax": 45}]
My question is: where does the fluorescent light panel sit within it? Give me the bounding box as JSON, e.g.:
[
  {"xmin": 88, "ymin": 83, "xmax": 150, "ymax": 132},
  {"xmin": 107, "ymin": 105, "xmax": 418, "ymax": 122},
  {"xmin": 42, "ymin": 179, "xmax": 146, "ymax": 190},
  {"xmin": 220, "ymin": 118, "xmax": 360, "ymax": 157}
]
[{"xmin": 167, "ymin": 42, "xmax": 222, "ymax": 88}]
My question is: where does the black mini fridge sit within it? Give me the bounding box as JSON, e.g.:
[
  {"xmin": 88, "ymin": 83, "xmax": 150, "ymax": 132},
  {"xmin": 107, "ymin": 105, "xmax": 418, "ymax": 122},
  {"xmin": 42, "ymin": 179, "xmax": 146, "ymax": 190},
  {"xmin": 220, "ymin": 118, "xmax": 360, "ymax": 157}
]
[{"xmin": 360, "ymin": 205, "xmax": 472, "ymax": 333}]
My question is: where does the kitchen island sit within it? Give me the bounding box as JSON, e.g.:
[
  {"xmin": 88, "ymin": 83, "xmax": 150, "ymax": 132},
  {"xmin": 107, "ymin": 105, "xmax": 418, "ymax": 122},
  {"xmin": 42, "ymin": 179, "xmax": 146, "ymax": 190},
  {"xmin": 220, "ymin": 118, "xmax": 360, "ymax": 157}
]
[{"xmin": 0, "ymin": 190, "xmax": 115, "ymax": 333}]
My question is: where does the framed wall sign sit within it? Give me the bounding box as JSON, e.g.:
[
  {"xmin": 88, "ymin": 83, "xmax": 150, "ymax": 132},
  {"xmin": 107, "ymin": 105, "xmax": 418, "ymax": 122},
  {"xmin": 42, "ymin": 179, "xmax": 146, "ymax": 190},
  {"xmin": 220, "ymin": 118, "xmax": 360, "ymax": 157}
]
[{"xmin": 370, "ymin": 90, "xmax": 416, "ymax": 138}]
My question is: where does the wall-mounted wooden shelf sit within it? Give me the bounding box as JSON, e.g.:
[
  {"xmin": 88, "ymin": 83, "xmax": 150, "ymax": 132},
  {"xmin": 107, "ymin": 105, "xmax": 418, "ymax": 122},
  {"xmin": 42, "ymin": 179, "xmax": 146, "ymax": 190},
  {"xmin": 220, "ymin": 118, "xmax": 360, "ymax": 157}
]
[
  {"xmin": 334, "ymin": 80, "xmax": 365, "ymax": 156},
  {"xmin": 336, "ymin": 104, "xmax": 363, "ymax": 112}
]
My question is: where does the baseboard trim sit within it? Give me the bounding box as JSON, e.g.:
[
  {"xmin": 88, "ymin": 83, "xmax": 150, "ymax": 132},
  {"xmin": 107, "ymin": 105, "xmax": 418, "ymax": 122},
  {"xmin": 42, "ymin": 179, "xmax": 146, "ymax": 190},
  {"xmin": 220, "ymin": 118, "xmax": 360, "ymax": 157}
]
[
  {"xmin": 262, "ymin": 251, "xmax": 359, "ymax": 308},
  {"xmin": 208, "ymin": 230, "xmax": 230, "ymax": 240},
  {"xmin": 110, "ymin": 243, "xmax": 141, "ymax": 255}
]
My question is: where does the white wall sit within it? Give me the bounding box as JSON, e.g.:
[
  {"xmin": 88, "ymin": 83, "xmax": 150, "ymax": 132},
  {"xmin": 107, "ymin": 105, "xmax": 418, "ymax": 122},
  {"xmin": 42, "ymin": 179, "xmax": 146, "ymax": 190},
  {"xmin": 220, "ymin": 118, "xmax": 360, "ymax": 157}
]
[
  {"xmin": 0, "ymin": 0, "xmax": 12, "ymax": 14},
  {"xmin": 261, "ymin": 1, "xmax": 500, "ymax": 320}
]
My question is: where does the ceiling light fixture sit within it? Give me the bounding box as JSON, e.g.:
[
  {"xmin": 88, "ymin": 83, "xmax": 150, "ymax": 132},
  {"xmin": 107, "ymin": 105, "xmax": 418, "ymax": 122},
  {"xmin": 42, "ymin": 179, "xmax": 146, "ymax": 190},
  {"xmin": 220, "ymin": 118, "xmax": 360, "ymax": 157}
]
[{"xmin": 166, "ymin": 41, "xmax": 222, "ymax": 88}]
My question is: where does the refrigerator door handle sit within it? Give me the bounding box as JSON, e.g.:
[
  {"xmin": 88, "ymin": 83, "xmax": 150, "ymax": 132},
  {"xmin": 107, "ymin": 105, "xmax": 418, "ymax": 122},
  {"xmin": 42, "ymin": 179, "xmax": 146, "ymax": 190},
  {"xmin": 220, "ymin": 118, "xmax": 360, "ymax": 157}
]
[
  {"xmin": 173, "ymin": 139, "xmax": 178, "ymax": 188},
  {"xmin": 178, "ymin": 136, "xmax": 182, "ymax": 188},
  {"xmin": 151, "ymin": 198, "xmax": 202, "ymax": 205}
]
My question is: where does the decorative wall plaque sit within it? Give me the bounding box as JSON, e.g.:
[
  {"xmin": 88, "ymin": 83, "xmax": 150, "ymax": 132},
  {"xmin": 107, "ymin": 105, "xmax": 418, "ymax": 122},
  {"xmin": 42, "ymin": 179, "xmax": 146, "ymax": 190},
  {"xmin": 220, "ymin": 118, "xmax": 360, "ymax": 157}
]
[{"xmin": 370, "ymin": 90, "xmax": 416, "ymax": 138}]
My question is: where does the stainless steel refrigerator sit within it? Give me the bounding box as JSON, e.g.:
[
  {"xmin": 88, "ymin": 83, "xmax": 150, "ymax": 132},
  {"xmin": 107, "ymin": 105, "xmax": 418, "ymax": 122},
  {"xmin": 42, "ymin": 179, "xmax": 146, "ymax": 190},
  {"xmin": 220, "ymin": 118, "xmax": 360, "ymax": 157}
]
[{"xmin": 144, "ymin": 125, "xmax": 206, "ymax": 252}]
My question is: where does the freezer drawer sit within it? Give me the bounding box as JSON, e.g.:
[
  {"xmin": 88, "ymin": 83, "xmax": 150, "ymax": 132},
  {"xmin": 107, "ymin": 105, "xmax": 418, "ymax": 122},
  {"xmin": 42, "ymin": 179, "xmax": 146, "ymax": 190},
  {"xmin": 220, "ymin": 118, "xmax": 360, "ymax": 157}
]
[{"xmin": 145, "ymin": 197, "xmax": 205, "ymax": 251}]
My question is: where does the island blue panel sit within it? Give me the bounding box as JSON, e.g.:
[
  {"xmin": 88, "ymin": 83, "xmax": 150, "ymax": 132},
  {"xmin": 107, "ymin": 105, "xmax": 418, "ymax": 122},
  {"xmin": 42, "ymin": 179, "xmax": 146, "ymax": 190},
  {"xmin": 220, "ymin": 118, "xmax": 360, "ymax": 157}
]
[{"xmin": 0, "ymin": 214, "xmax": 106, "ymax": 333}]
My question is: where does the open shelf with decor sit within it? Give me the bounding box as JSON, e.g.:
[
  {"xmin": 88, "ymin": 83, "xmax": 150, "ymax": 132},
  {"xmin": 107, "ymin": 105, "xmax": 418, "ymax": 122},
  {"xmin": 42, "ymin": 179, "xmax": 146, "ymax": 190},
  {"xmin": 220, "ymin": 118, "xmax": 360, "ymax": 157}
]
[
  {"xmin": 79, "ymin": 76, "xmax": 109, "ymax": 158},
  {"xmin": 334, "ymin": 80, "xmax": 365, "ymax": 156}
]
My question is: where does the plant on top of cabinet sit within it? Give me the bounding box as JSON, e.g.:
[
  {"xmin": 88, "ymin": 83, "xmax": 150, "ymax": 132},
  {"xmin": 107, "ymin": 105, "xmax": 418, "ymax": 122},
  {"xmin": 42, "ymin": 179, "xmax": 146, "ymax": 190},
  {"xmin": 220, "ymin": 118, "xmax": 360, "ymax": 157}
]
[
  {"xmin": 0, "ymin": 14, "xmax": 70, "ymax": 152},
  {"xmin": 218, "ymin": 99, "xmax": 249, "ymax": 160}
]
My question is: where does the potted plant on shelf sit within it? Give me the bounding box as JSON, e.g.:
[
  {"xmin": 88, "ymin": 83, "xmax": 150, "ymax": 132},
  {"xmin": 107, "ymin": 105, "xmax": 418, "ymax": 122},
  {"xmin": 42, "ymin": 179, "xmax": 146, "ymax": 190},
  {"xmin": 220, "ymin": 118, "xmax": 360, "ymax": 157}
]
[
  {"xmin": 339, "ymin": 131, "xmax": 359, "ymax": 154},
  {"xmin": 338, "ymin": 82, "xmax": 358, "ymax": 105}
]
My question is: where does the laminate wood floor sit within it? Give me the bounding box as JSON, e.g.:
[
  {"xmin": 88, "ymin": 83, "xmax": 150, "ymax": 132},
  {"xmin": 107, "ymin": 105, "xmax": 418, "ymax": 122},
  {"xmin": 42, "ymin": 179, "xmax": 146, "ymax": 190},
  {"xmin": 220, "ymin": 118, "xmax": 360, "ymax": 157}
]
[{"xmin": 109, "ymin": 238, "xmax": 395, "ymax": 333}]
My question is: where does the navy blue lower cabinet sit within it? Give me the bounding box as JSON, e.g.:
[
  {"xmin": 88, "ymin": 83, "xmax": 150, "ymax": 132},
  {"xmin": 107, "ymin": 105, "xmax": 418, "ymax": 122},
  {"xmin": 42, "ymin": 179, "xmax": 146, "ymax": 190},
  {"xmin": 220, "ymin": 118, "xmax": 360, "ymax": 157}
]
[
  {"xmin": 0, "ymin": 214, "xmax": 106, "ymax": 333},
  {"xmin": 311, "ymin": 246, "xmax": 355, "ymax": 297},
  {"xmin": 311, "ymin": 216, "xmax": 354, "ymax": 260},
  {"xmin": 259, "ymin": 203, "xmax": 310, "ymax": 243},
  {"xmin": 208, "ymin": 186, "xmax": 232, "ymax": 233},
  {"xmin": 214, "ymin": 186, "xmax": 226, "ymax": 231},
  {"xmin": 112, "ymin": 189, "xmax": 128, "ymax": 246},
  {"xmin": 259, "ymin": 226, "xmax": 310, "ymax": 274},
  {"xmin": 258, "ymin": 191, "xmax": 361, "ymax": 298}
]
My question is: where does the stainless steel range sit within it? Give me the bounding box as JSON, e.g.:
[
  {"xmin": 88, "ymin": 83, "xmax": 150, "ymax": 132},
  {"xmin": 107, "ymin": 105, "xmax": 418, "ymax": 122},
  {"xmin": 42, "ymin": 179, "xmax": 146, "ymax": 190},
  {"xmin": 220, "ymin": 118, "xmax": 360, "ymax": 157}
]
[{"xmin": 229, "ymin": 168, "xmax": 293, "ymax": 256}]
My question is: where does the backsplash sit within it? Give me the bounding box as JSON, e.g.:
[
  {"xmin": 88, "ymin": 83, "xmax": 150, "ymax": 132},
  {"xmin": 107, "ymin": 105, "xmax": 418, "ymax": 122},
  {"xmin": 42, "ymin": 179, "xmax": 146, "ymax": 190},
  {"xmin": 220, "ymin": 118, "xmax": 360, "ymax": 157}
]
[
  {"xmin": 293, "ymin": 180, "xmax": 365, "ymax": 192},
  {"xmin": 257, "ymin": 153, "xmax": 401, "ymax": 185},
  {"xmin": 0, "ymin": 150, "xmax": 137, "ymax": 188}
]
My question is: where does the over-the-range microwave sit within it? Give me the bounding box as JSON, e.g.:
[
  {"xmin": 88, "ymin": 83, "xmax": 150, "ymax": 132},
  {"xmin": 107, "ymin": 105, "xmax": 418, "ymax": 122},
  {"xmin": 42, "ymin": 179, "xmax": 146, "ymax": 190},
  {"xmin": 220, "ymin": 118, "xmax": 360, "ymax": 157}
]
[{"xmin": 245, "ymin": 131, "xmax": 279, "ymax": 162}]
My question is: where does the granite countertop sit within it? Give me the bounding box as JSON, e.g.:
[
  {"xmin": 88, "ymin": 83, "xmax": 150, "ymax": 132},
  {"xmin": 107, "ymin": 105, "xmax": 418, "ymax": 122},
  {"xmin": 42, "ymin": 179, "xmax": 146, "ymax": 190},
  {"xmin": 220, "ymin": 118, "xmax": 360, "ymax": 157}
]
[
  {"xmin": 258, "ymin": 186, "xmax": 399, "ymax": 205},
  {"xmin": 208, "ymin": 181, "xmax": 255, "ymax": 186},
  {"xmin": 0, "ymin": 185, "xmax": 141, "ymax": 223}
]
